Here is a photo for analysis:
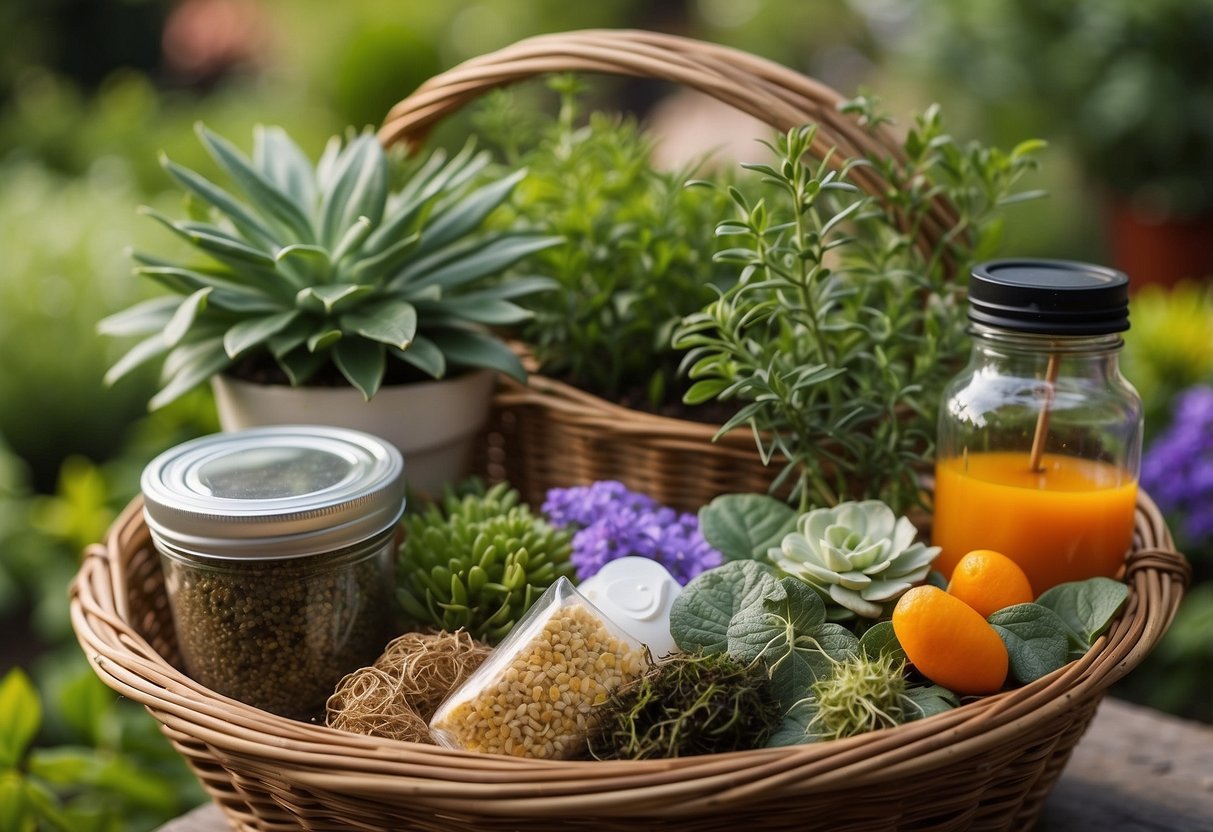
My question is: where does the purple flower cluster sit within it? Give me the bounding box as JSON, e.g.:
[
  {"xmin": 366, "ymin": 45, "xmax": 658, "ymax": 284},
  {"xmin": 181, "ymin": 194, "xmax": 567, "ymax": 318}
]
[
  {"xmin": 541, "ymin": 481, "xmax": 722, "ymax": 585},
  {"xmin": 1142, "ymin": 386, "xmax": 1213, "ymax": 542}
]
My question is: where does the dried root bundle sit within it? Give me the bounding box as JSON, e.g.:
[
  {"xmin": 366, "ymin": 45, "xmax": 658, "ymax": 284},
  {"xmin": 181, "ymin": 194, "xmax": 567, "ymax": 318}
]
[{"xmin": 326, "ymin": 630, "xmax": 491, "ymax": 743}]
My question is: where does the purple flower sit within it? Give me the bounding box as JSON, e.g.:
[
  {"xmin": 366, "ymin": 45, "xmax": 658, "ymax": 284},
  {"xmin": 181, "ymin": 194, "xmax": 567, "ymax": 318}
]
[
  {"xmin": 1142, "ymin": 386, "xmax": 1213, "ymax": 542},
  {"xmin": 542, "ymin": 481, "xmax": 722, "ymax": 584}
]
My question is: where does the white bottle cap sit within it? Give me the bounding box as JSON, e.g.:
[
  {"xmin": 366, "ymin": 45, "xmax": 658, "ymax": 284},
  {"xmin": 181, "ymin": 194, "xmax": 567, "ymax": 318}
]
[{"xmin": 577, "ymin": 557, "xmax": 682, "ymax": 658}]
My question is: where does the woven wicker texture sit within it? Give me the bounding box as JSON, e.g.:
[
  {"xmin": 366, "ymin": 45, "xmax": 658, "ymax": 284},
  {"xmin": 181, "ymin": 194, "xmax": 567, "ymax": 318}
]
[
  {"xmin": 383, "ymin": 29, "xmax": 956, "ymax": 512},
  {"xmin": 72, "ymin": 493, "xmax": 1188, "ymax": 831},
  {"xmin": 69, "ymin": 29, "xmax": 1192, "ymax": 832}
]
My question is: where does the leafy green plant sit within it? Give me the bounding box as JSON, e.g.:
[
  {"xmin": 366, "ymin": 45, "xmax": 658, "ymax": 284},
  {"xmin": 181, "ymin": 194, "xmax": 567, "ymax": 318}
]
[
  {"xmin": 908, "ymin": 0, "xmax": 1213, "ymax": 217},
  {"xmin": 396, "ymin": 483, "xmax": 575, "ymax": 643},
  {"xmin": 99, "ymin": 124, "xmax": 562, "ymax": 409},
  {"xmin": 0, "ymin": 158, "xmax": 168, "ymax": 489},
  {"xmin": 674, "ymin": 106, "xmax": 1043, "ymax": 512},
  {"xmin": 474, "ymin": 79, "xmax": 743, "ymax": 406},
  {"xmin": 0, "ymin": 667, "xmax": 205, "ymax": 831},
  {"xmin": 669, "ymin": 562, "xmax": 860, "ymax": 711}
]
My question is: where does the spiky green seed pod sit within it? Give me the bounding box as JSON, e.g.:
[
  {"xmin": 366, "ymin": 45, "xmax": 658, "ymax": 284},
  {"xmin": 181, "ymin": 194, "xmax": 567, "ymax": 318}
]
[
  {"xmin": 807, "ymin": 651, "xmax": 908, "ymax": 741},
  {"xmin": 396, "ymin": 483, "xmax": 574, "ymax": 644}
]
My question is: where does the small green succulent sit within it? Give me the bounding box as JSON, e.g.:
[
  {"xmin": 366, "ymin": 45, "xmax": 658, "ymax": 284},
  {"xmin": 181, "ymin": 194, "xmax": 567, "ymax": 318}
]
[
  {"xmin": 397, "ymin": 483, "xmax": 574, "ymax": 644},
  {"xmin": 99, "ymin": 123, "xmax": 561, "ymax": 409},
  {"xmin": 769, "ymin": 500, "xmax": 939, "ymax": 620}
]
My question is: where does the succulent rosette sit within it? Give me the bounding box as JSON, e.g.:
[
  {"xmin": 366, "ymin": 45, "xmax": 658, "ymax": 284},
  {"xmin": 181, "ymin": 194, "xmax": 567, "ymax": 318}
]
[{"xmin": 770, "ymin": 500, "xmax": 939, "ymax": 620}]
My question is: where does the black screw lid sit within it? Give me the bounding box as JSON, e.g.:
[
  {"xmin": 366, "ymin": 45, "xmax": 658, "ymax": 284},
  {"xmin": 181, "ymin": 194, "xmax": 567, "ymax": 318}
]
[{"xmin": 969, "ymin": 259, "xmax": 1130, "ymax": 335}]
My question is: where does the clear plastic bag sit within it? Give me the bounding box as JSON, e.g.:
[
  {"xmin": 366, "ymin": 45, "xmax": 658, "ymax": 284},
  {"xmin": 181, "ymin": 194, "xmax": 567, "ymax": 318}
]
[{"xmin": 429, "ymin": 577, "xmax": 645, "ymax": 759}]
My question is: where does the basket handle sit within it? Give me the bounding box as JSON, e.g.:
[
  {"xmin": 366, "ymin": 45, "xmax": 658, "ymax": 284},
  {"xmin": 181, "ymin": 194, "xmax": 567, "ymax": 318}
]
[{"xmin": 379, "ymin": 29, "xmax": 955, "ymax": 254}]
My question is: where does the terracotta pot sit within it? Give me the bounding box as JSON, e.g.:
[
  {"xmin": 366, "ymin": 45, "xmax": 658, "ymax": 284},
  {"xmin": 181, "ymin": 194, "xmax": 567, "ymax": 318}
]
[
  {"xmin": 1107, "ymin": 198, "xmax": 1213, "ymax": 290},
  {"xmin": 211, "ymin": 370, "xmax": 495, "ymax": 497}
]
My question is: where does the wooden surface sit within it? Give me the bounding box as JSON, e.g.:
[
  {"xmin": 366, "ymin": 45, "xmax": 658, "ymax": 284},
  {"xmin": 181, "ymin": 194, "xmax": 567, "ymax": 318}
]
[{"xmin": 157, "ymin": 698, "xmax": 1213, "ymax": 832}]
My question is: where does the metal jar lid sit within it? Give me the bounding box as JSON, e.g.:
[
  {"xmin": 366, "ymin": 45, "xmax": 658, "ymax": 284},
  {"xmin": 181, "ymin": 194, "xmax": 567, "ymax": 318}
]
[{"xmin": 141, "ymin": 425, "xmax": 405, "ymax": 560}]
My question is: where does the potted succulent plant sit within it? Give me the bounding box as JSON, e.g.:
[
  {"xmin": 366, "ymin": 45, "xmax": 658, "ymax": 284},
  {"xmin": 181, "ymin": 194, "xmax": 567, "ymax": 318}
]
[{"xmin": 98, "ymin": 123, "xmax": 560, "ymax": 494}]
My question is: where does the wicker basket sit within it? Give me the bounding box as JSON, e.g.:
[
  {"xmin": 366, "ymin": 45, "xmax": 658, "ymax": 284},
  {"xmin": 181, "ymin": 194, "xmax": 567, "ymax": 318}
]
[
  {"xmin": 380, "ymin": 29, "xmax": 956, "ymax": 512},
  {"xmin": 72, "ymin": 492, "xmax": 1188, "ymax": 831},
  {"xmin": 69, "ymin": 29, "xmax": 1192, "ymax": 832}
]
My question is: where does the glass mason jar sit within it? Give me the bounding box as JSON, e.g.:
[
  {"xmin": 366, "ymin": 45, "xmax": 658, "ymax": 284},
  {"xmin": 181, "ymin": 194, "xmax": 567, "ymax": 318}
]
[
  {"xmin": 933, "ymin": 259, "xmax": 1143, "ymax": 593},
  {"xmin": 141, "ymin": 426, "xmax": 405, "ymax": 719}
]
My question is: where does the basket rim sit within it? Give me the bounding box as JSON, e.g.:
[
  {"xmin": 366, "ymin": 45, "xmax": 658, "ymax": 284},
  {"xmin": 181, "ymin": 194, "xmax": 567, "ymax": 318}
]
[{"xmin": 70, "ymin": 490, "xmax": 1190, "ymax": 812}]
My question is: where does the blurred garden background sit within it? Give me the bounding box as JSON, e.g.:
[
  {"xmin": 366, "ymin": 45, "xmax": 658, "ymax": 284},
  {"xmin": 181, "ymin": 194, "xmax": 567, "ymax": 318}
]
[{"xmin": 0, "ymin": 1, "xmax": 1210, "ymax": 828}]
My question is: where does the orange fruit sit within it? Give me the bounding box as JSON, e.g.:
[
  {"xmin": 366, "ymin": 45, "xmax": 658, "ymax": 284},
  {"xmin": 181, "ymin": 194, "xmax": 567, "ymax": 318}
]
[
  {"xmin": 947, "ymin": 549, "xmax": 1035, "ymax": 618},
  {"xmin": 892, "ymin": 585, "xmax": 1008, "ymax": 695}
]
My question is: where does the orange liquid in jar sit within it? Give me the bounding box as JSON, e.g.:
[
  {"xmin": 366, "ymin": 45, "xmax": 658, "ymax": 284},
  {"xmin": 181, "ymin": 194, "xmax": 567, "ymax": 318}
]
[{"xmin": 933, "ymin": 452, "xmax": 1137, "ymax": 593}]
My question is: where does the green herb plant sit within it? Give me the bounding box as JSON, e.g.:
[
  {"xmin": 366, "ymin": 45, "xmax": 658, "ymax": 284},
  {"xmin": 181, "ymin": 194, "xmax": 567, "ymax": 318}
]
[
  {"xmin": 674, "ymin": 104, "xmax": 1044, "ymax": 512},
  {"xmin": 474, "ymin": 78, "xmax": 743, "ymax": 407},
  {"xmin": 100, "ymin": 124, "xmax": 561, "ymax": 409},
  {"xmin": 396, "ymin": 483, "xmax": 575, "ymax": 644}
]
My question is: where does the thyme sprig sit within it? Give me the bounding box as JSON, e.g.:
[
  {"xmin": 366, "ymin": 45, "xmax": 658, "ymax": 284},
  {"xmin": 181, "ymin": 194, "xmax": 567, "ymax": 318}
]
[{"xmin": 674, "ymin": 102, "xmax": 1044, "ymax": 512}]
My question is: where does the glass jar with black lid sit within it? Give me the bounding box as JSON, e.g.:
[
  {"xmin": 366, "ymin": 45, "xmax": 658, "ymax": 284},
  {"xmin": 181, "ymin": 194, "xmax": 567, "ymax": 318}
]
[
  {"xmin": 933, "ymin": 259, "xmax": 1142, "ymax": 593},
  {"xmin": 141, "ymin": 425, "xmax": 405, "ymax": 719}
]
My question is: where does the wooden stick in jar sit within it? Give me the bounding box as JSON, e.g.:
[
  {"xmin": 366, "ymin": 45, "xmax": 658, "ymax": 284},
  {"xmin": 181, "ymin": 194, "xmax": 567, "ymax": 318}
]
[{"xmin": 1030, "ymin": 354, "xmax": 1060, "ymax": 473}]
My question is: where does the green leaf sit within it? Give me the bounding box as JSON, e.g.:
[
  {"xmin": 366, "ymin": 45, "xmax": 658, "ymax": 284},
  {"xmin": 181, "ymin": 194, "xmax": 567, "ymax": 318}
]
[
  {"xmin": 151, "ymin": 337, "xmax": 230, "ymax": 410},
  {"xmin": 393, "ymin": 234, "xmax": 563, "ymax": 292},
  {"xmin": 331, "ymin": 215, "xmax": 374, "ymax": 265},
  {"xmin": 391, "ymin": 335, "xmax": 445, "ymax": 379},
  {"xmin": 859, "ymin": 620, "xmax": 906, "ymax": 663},
  {"xmin": 27, "ymin": 747, "xmax": 100, "ymax": 784},
  {"xmin": 341, "ymin": 299, "xmax": 417, "ymax": 350},
  {"xmin": 134, "ymin": 265, "xmax": 291, "ymax": 309},
  {"xmin": 347, "ymin": 231, "xmax": 421, "ymax": 283},
  {"xmin": 253, "ymin": 125, "xmax": 318, "ymax": 209},
  {"xmin": 296, "ymin": 284, "xmax": 374, "ymax": 315},
  {"xmin": 333, "ymin": 337, "xmax": 385, "ymax": 399},
  {"xmin": 0, "ymin": 772, "xmax": 29, "ymax": 831},
  {"xmin": 275, "ymin": 244, "xmax": 331, "ymax": 284},
  {"xmin": 419, "ymin": 297, "xmax": 532, "ymax": 326},
  {"xmin": 698, "ymin": 493, "xmax": 798, "ymax": 562},
  {"xmin": 0, "ymin": 669, "xmax": 41, "ymax": 769},
  {"xmin": 103, "ymin": 333, "xmax": 168, "ymax": 386},
  {"xmin": 223, "ymin": 310, "xmax": 300, "ymax": 358},
  {"xmin": 1035, "ymin": 577, "xmax": 1130, "ymax": 650},
  {"xmin": 140, "ymin": 207, "xmax": 276, "ymax": 267},
  {"xmin": 988, "ymin": 603, "xmax": 1071, "ymax": 684},
  {"xmin": 727, "ymin": 578, "xmax": 860, "ymax": 710},
  {"xmin": 413, "ymin": 168, "xmax": 526, "ymax": 258},
  {"xmin": 53, "ymin": 671, "xmax": 112, "ymax": 747},
  {"xmin": 276, "ymin": 345, "xmax": 330, "ymax": 386},
  {"xmin": 307, "ymin": 329, "xmax": 342, "ymax": 353},
  {"xmin": 95, "ymin": 295, "xmax": 180, "ymax": 336},
  {"xmin": 428, "ymin": 330, "xmax": 524, "ymax": 383},
  {"xmin": 160, "ymin": 154, "xmax": 279, "ymax": 248},
  {"xmin": 319, "ymin": 133, "xmax": 387, "ymax": 248},
  {"xmin": 669, "ymin": 560, "xmax": 783, "ymax": 654},
  {"xmin": 163, "ymin": 288, "xmax": 211, "ymax": 348},
  {"xmin": 901, "ymin": 684, "xmax": 958, "ymax": 721},
  {"xmin": 765, "ymin": 698, "xmax": 818, "ymax": 747},
  {"xmin": 452, "ymin": 276, "xmax": 558, "ymax": 301},
  {"xmin": 683, "ymin": 378, "xmax": 729, "ymax": 406},
  {"xmin": 196, "ymin": 123, "xmax": 315, "ymax": 242}
]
